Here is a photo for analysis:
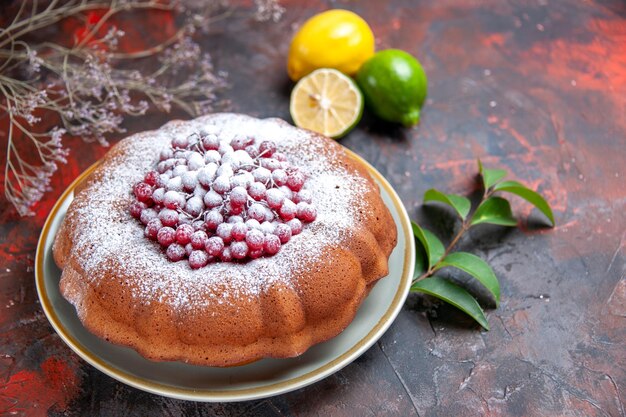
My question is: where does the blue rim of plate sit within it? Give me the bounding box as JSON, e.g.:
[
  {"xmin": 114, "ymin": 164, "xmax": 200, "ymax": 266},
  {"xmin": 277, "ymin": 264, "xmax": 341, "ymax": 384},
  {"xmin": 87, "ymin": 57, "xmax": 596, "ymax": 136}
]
[{"xmin": 35, "ymin": 148, "xmax": 415, "ymax": 402}]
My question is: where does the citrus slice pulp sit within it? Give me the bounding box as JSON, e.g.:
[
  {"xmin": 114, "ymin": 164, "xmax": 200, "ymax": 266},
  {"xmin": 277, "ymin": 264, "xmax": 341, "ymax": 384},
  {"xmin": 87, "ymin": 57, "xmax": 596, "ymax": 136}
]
[{"xmin": 290, "ymin": 68, "xmax": 363, "ymax": 139}]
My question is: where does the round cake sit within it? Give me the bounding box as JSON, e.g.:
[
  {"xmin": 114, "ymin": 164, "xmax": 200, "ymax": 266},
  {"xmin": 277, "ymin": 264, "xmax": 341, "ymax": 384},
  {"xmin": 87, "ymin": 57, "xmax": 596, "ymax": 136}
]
[{"xmin": 53, "ymin": 113, "xmax": 397, "ymax": 367}]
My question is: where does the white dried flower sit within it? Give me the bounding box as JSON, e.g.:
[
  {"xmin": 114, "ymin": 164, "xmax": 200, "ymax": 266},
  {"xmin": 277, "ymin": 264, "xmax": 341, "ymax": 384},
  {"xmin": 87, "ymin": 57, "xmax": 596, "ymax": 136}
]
[{"xmin": 254, "ymin": 0, "xmax": 285, "ymax": 22}]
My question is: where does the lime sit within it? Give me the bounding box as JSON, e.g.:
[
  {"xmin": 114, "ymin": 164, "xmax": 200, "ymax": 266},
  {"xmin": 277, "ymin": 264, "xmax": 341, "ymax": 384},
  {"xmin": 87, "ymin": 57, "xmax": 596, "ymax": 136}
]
[
  {"xmin": 287, "ymin": 9, "xmax": 375, "ymax": 81},
  {"xmin": 290, "ymin": 68, "xmax": 363, "ymax": 139},
  {"xmin": 356, "ymin": 49, "xmax": 428, "ymax": 127}
]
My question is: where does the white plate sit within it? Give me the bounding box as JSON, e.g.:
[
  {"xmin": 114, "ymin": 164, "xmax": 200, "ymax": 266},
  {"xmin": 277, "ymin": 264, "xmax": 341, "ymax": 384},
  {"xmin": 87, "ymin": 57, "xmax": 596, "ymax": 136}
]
[{"xmin": 35, "ymin": 150, "xmax": 415, "ymax": 402}]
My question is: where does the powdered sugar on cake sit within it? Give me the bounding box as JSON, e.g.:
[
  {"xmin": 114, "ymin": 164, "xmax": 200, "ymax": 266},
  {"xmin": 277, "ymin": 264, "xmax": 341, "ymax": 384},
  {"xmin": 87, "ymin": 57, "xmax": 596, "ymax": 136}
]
[{"xmin": 67, "ymin": 114, "xmax": 371, "ymax": 309}]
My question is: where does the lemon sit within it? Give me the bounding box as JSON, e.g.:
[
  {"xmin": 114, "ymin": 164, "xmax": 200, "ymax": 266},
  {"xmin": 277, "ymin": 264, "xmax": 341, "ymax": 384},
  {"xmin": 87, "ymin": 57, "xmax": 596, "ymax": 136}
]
[
  {"xmin": 287, "ymin": 9, "xmax": 375, "ymax": 81},
  {"xmin": 356, "ymin": 49, "xmax": 428, "ymax": 127},
  {"xmin": 290, "ymin": 68, "xmax": 363, "ymax": 138}
]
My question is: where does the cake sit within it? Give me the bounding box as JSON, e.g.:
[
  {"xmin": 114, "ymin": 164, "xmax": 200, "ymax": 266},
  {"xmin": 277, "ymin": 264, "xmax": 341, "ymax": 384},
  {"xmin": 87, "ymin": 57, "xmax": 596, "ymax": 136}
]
[{"xmin": 53, "ymin": 113, "xmax": 397, "ymax": 367}]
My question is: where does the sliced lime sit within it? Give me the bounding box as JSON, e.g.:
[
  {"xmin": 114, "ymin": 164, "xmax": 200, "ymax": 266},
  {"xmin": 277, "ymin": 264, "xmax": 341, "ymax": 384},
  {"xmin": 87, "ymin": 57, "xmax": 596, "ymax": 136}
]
[{"xmin": 290, "ymin": 68, "xmax": 363, "ymax": 139}]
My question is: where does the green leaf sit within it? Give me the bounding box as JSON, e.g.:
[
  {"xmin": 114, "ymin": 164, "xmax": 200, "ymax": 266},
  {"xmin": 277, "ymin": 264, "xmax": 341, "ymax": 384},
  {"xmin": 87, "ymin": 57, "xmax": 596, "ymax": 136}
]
[
  {"xmin": 424, "ymin": 189, "xmax": 471, "ymax": 220},
  {"xmin": 493, "ymin": 180, "xmax": 555, "ymax": 226},
  {"xmin": 411, "ymin": 221, "xmax": 445, "ymax": 270},
  {"xmin": 478, "ymin": 159, "xmax": 507, "ymax": 190},
  {"xmin": 413, "ymin": 240, "xmax": 428, "ymax": 279},
  {"xmin": 411, "ymin": 277, "xmax": 490, "ymax": 330},
  {"xmin": 470, "ymin": 197, "xmax": 518, "ymax": 226},
  {"xmin": 435, "ymin": 252, "xmax": 500, "ymax": 306}
]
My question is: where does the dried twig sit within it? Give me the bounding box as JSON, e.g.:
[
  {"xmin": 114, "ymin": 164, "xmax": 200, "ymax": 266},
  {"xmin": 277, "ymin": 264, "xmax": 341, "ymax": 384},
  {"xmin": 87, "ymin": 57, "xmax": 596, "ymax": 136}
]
[{"xmin": 0, "ymin": 0, "xmax": 283, "ymax": 215}]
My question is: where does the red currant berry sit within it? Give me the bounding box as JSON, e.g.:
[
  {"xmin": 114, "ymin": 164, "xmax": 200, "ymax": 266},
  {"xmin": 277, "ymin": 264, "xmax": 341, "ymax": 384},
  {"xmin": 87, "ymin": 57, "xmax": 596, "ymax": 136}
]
[
  {"xmin": 297, "ymin": 202, "xmax": 317, "ymax": 222},
  {"xmin": 160, "ymin": 148, "xmax": 174, "ymax": 161},
  {"xmin": 245, "ymin": 229, "xmax": 264, "ymax": 250},
  {"xmin": 249, "ymin": 182, "xmax": 267, "ymax": 200},
  {"xmin": 190, "ymin": 230, "xmax": 208, "ymax": 249},
  {"xmin": 287, "ymin": 218, "xmax": 303, "ymax": 235},
  {"xmin": 140, "ymin": 208, "xmax": 158, "ymax": 225},
  {"xmin": 204, "ymin": 150, "xmax": 221, "ymax": 165},
  {"xmin": 175, "ymin": 224, "xmax": 194, "ymax": 245},
  {"xmin": 172, "ymin": 135, "xmax": 189, "ymax": 149},
  {"xmin": 218, "ymin": 141, "xmax": 234, "ymax": 155},
  {"xmin": 263, "ymin": 206, "xmax": 275, "ymax": 222},
  {"xmin": 192, "ymin": 220, "xmax": 206, "ymax": 231},
  {"xmin": 187, "ymin": 152, "xmax": 205, "ymax": 171},
  {"xmin": 252, "ymin": 167, "xmax": 271, "ymax": 183},
  {"xmin": 158, "ymin": 209, "xmax": 179, "ymax": 227},
  {"xmin": 294, "ymin": 189, "xmax": 312, "ymax": 204},
  {"xmin": 152, "ymin": 188, "xmax": 165, "ymax": 205},
  {"xmin": 231, "ymin": 135, "xmax": 253, "ymax": 150},
  {"xmin": 274, "ymin": 223, "xmax": 292, "ymax": 244},
  {"xmin": 144, "ymin": 171, "xmax": 159, "ymax": 186},
  {"xmin": 272, "ymin": 169, "xmax": 287, "ymax": 186},
  {"xmin": 189, "ymin": 250, "xmax": 209, "ymax": 269},
  {"xmin": 231, "ymin": 172, "xmax": 253, "ymax": 189},
  {"xmin": 245, "ymin": 219, "xmax": 261, "ymax": 230},
  {"xmin": 144, "ymin": 219, "xmax": 163, "ymax": 240},
  {"xmin": 248, "ymin": 203, "xmax": 266, "ymax": 222},
  {"xmin": 166, "ymin": 243, "xmax": 186, "ymax": 261},
  {"xmin": 157, "ymin": 160, "xmax": 175, "ymax": 174},
  {"xmin": 234, "ymin": 149, "xmax": 254, "ymax": 169},
  {"xmin": 216, "ymin": 222, "xmax": 233, "ymax": 243},
  {"xmin": 197, "ymin": 165, "xmax": 217, "ymax": 187},
  {"xmin": 263, "ymin": 234, "xmax": 281, "ymax": 255},
  {"xmin": 213, "ymin": 175, "xmax": 231, "ymax": 194},
  {"xmin": 260, "ymin": 221, "xmax": 275, "ymax": 235},
  {"xmin": 231, "ymin": 223, "xmax": 248, "ymax": 241},
  {"xmin": 182, "ymin": 171, "xmax": 199, "ymax": 191},
  {"xmin": 278, "ymin": 185, "xmax": 293, "ymax": 201},
  {"xmin": 193, "ymin": 185, "xmax": 207, "ymax": 200},
  {"xmin": 178, "ymin": 216, "xmax": 192, "ymax": 227},
  {"xmin": 230, "ymin": 186, "xmax": 248, "ymax": 206},
  {"xmin": 261, "ymin": 158, "xmax": 281, "ymax": 171},
  {"xmin": 226, "ymin": 201, "xmax": 244, "ymax": 215},
  {"xmin": 258, "ymin": 141, "xmax": 276, "ymax": 157},
  {"xmin": 185, "ymin": 196, "xmax": 204, "ymax": 217},
  {"xmin": 134, "ymin": 182, "xmax": 153, "ymax": 202},
  {"xmin": 220, "ymin": 247, "xmax": 233, "ymax": 262},
  {"xmin": 203, "ymin": 189, "xmax": 223, "ymax": 208},
  {"xmin": 157, "ymin": 227, "xmax": 176, "ymax": 247},
  {"xmin": 163, "ymin": 191, "xmax": 185, "ymax": 209},
  {"xmin": 287, "ymin": 170, "xmax": 305, "ymax": 191},
  {"xmin": 279, "ymin": 199, "xmax": 297, "ymax": 220},
  {"xmin": 230, "ymin": 241, "xmax": 249, "ymax": 259},
  {"xmin": 202, "ymin": 134, "xmax": 220, "ymax": 150},
  {"xmin": 205, "ymin": 236, "xmax": 225, "ymax": 257},
  {"xmin": 266, "ymin": 188, "xmax": 285, "ymax": 210},
  {"xmin": 130, "ymin": 201, "xmax": 146, "ymax": 219},
  {"xmin": 204, "ymin": 210, "xmax": 223, "ymax": 231},
  {"xmin": 166, "ymin": 176, "xmax": 183, "ymax": 193},
  {"xmin": 217, "ymin": 162, "xmax": 234, "ymax": 178}
]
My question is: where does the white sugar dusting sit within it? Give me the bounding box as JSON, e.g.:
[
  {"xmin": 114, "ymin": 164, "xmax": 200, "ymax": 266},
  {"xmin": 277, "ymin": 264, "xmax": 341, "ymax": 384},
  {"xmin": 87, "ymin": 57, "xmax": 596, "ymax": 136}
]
[{"xmin": 67, "ymin": 114, "xmax": 370, "ymax": 310}]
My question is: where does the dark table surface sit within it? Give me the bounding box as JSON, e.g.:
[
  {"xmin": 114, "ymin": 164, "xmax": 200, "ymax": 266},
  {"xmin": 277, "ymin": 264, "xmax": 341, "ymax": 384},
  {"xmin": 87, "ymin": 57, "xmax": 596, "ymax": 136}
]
[{"xmin": 1, "ymin": 1, "xmax": 625, "ymax": 416}]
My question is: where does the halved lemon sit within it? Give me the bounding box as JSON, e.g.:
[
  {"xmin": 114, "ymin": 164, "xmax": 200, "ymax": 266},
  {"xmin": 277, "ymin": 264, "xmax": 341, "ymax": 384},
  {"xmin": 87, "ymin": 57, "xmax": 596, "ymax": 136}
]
[{"xmin": 290, "ymin": 68, "xmax": 363, "ymax": 139}]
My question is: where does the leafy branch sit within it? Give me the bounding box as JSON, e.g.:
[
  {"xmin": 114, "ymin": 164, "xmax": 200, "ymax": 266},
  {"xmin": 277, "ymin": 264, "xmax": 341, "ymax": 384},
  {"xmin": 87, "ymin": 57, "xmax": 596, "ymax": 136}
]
[{"xmin": 411, "ymin": 160, "xmax": 555, "ymax": 330}]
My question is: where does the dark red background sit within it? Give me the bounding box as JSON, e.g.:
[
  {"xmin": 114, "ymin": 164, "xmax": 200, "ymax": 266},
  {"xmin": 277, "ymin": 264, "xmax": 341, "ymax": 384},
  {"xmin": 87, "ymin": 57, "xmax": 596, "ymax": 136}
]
[{"xmin": 1, "ymin": 0, "xmax": 625, "ymax": 416}]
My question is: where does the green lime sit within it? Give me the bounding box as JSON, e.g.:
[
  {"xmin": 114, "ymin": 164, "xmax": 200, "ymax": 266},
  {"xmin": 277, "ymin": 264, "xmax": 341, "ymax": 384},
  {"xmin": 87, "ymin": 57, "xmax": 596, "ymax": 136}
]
[{"xmin": 356, "ymin": 49, "xmax": 428, "ymax": 127}]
